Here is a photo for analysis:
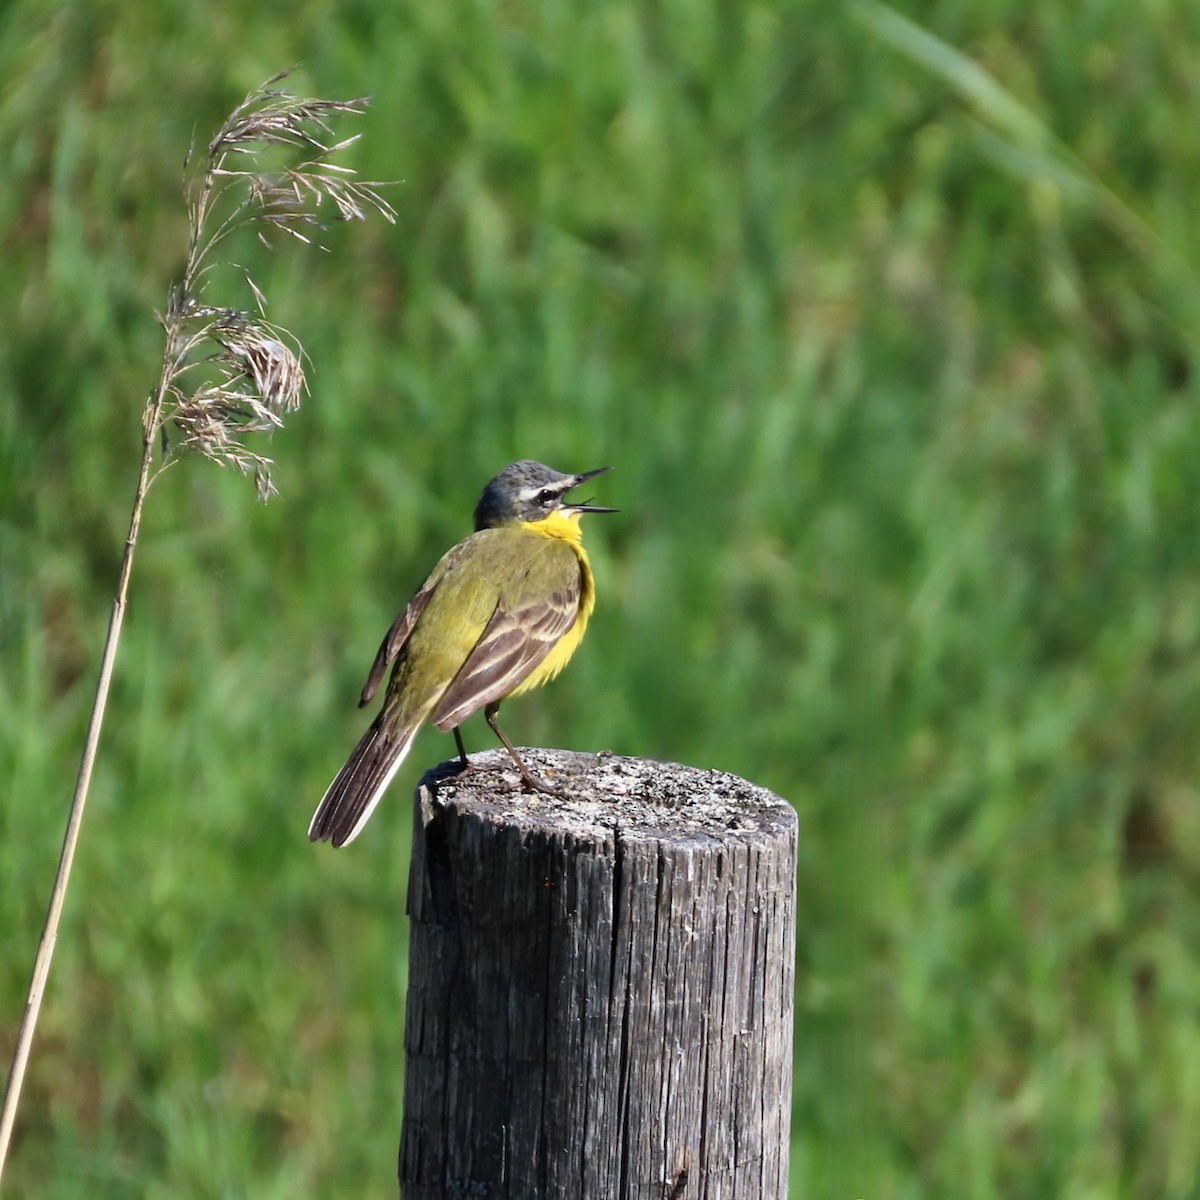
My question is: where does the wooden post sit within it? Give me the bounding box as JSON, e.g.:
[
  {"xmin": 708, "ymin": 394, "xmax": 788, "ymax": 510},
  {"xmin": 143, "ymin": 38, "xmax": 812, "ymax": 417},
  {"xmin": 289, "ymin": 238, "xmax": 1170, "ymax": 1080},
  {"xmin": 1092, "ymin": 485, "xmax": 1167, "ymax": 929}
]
[{"xmin": 399, "ymin": 749, "xmax": 797, "ymax": 1200}]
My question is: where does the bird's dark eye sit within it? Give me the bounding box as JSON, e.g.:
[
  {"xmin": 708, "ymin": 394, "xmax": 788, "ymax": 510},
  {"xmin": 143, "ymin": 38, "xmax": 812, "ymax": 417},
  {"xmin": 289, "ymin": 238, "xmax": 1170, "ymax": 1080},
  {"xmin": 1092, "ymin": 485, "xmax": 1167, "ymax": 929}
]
[{"xmin": 537, "ymin": 488, "xmax": 556, "ymax": 504}]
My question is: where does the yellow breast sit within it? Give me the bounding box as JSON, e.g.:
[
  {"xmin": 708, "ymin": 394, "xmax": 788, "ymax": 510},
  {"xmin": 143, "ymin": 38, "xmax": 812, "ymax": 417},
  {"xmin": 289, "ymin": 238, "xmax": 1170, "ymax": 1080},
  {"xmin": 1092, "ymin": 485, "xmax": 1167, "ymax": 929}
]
[{"xmin": 506, "ymin": 512, "xmax": 596, "ymax": 697}]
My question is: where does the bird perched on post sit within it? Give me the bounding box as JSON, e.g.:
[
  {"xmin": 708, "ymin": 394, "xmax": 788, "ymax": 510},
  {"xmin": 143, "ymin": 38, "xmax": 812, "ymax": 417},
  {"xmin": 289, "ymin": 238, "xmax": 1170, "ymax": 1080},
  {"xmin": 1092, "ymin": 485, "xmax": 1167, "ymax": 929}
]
[{"xmin": 308, "ymin": 460, "xmax": 616, "ymax": 847}]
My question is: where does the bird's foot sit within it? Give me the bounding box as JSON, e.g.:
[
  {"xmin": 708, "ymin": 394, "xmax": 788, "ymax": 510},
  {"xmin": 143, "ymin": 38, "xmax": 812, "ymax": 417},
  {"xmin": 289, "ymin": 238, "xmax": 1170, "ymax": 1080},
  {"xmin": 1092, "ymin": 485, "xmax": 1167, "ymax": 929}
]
[{"xmin": 518, "ymin": 770, "xmax": 568, "ymax": 799}]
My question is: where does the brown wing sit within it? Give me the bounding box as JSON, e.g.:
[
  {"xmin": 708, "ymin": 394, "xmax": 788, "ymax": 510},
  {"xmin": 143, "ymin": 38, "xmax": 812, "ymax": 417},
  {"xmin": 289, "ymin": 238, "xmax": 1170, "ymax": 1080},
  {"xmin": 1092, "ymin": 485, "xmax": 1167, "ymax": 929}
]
[
  {"xmin": 429, "ymin": 570, "xmax": 581, "ymax": 732},
  {"xmin": 358, "ymin": 576, "xmax": 439, "ymax": 707}
]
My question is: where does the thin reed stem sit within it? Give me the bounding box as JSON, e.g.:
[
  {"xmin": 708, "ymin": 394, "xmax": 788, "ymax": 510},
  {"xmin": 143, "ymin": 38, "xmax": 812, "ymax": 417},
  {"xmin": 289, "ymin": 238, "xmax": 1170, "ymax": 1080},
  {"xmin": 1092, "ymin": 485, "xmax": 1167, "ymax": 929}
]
[{"xmin": 0, "ymin": 400, "xmax": 159, "ymax": 1177}]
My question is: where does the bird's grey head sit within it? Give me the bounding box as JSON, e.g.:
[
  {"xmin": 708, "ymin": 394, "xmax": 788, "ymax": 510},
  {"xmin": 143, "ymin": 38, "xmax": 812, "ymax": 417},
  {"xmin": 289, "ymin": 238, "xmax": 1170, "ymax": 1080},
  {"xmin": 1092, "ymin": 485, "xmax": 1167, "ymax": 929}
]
[{"xmin": 473, "ymin": 460, "xmax": 616, "ymax": 530}]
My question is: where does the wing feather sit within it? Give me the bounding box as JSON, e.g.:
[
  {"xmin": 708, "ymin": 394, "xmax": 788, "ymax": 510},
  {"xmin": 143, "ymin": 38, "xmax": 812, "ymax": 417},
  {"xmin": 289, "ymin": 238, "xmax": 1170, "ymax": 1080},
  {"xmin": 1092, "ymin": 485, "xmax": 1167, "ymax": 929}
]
[
  {"xmin": 430, "ymin": 568, "xmax": 581, "ymax": 731},
  {"xmin": 358, "ymin": 574, "xmax": 441, "ymax": 706}
]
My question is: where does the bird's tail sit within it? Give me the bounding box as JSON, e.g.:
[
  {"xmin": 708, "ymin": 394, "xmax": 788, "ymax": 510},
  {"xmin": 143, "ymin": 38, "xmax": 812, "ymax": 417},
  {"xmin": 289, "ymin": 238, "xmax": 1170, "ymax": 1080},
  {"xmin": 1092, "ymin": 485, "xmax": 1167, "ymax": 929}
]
[{"xmin": 308, "ymin": 712, "xmax": 421, "ymax": 847}]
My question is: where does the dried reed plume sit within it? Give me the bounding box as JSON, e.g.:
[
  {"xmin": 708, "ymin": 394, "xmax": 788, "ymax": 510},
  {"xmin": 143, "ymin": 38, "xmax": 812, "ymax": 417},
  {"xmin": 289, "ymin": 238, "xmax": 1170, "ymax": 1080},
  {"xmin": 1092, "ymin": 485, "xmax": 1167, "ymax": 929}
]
[
  {"xmin": 159, "ymin": 73, "xmax": 395, "ymax": 498},
  {"xmin": 0, "ymin": 72, "xmax": 394, "ymax": 1181}
]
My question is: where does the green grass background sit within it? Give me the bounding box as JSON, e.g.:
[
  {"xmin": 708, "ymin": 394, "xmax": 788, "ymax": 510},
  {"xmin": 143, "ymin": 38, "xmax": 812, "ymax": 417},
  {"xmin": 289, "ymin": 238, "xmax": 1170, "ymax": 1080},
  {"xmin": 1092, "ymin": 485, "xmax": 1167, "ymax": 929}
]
[{"xmin": 4, "ymin": 1, "xmax": 1200, "ymax": 1196}]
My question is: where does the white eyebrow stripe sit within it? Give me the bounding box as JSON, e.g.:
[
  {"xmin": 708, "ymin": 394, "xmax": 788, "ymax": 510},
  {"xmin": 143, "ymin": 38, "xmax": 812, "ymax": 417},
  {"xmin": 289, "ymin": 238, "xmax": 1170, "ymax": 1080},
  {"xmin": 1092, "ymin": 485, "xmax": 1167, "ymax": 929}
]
[{"xmin": 516, "ymin": 481, "xmax": 570, "ymax": 502}]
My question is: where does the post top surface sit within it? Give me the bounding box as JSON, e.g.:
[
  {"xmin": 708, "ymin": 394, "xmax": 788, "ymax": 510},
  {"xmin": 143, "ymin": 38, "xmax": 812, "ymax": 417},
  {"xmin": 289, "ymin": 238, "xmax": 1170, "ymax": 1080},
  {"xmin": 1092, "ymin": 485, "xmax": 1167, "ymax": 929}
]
[{"xmin": 418, "ymin": 748, "xmax": 795, "ymax": 849}]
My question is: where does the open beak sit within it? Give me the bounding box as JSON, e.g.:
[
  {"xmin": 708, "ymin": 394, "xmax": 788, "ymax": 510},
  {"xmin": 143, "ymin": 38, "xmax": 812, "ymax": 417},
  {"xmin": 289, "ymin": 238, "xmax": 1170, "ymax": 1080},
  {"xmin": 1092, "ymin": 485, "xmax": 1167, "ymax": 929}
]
[{"xmin": 564, "ymin": 466, "xmax": 618, "ymax": 514}]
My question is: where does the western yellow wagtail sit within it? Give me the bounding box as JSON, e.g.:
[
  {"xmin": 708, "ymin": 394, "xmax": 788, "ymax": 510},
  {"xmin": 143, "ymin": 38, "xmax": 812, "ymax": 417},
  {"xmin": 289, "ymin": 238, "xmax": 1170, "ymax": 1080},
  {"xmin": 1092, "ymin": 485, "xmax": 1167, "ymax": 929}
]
[{"xmin": 308, "ymin": 460, "xmax": 616, "ymax": 847}]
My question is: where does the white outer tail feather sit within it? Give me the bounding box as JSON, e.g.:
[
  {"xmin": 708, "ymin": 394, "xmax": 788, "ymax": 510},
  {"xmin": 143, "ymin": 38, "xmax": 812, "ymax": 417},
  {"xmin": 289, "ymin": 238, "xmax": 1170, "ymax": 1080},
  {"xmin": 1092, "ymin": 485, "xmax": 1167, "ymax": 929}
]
[{"xmin": 308, "ymin": 724, "xmax": 420, "ymax": 846}]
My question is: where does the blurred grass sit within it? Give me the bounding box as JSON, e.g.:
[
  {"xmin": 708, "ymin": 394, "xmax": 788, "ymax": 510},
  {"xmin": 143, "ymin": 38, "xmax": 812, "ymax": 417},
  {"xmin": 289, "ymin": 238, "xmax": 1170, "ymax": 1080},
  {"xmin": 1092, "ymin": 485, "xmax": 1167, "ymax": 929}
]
[{"xmin": 3, "ymin": 0, "xmax": 1200, "ymax": 1196}]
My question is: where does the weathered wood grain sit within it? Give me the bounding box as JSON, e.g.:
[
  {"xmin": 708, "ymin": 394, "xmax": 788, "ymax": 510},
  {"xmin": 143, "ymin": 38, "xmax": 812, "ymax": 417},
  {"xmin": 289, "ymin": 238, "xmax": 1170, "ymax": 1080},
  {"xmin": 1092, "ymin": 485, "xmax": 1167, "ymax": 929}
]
[{"xmin": 399, "ymin": 748, "xmax": 797, "ymax": 1200}]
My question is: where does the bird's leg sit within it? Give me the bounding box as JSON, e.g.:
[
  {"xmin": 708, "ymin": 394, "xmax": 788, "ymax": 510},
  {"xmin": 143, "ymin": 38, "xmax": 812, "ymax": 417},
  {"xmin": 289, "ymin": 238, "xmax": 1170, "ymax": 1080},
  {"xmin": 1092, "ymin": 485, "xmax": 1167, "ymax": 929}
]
[
  {"xmin": 484, "ymin": 703, "xmax": 566, "ymax": 798},
  {"xmin": 453, "ymin": 726, "xmax": 469, "ymax": 770}
]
